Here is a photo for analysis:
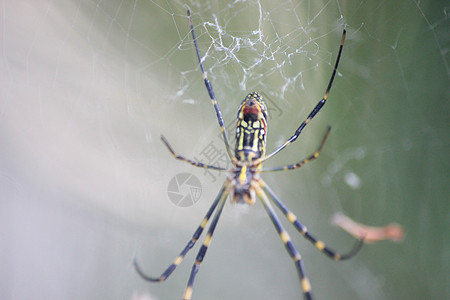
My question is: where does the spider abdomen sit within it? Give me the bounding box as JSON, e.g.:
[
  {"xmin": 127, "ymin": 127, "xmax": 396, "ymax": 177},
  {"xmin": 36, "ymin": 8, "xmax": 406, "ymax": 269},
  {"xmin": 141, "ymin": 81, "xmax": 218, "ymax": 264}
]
[{"xmin": 235, "ymin": 92, "xmax": 268, "ymax": 162}]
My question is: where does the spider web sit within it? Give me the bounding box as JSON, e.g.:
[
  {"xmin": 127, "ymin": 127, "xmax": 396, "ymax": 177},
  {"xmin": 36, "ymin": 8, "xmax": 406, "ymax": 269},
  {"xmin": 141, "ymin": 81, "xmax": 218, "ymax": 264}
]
[{"xmin": 1, "ymin": 0, "xmax": 449, "ymax": 300}]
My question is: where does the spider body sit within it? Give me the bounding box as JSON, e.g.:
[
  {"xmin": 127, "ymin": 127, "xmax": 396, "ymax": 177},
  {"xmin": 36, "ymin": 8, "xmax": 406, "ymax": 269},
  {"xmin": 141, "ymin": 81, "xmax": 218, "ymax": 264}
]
[
  {"xmin": 231, "ymin": 92, "xmax": 267, "ymax": 204},
  {"xmin": 135, "ymin": 10, "xmax": 364, "ymax": 300}
]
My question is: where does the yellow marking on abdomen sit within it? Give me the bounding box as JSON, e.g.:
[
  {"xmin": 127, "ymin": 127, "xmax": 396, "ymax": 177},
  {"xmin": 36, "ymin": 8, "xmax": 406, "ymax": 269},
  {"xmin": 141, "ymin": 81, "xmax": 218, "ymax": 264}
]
[
  {"xmin": 252, "ymin": 129, "xmax": 260, "ymax": 152},
  {"xmin": 237, "ymin": 128, "xmax": 244, "ymax": 151}
]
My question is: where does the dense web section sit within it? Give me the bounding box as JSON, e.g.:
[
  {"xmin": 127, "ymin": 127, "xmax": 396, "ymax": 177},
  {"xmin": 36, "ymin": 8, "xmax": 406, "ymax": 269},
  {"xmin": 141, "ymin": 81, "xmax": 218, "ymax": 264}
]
[
  {"xmin": 173, "ymin": 1, "xmax": 348, "ymax": 101},
  {"xmin": 2, "ymin": 0, "xmax": 449, "ymax": 300}
]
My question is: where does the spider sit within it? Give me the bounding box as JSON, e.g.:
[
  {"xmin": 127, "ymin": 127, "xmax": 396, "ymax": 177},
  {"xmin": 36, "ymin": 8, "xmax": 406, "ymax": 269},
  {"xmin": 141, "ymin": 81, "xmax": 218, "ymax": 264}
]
[{"xmin": 135, "ymin": 10, "xmax": 364, "ymax": 300}]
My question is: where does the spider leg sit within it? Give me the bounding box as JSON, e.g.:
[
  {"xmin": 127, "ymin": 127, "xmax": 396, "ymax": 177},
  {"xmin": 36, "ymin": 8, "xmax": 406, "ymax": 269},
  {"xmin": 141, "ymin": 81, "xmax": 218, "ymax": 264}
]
[
  {"xmin": 161, "ymin": 135, "xmax": 227, "ymax": 171},
  {"xmin": 134, "ymin": 184, "xmax": 227, "ymax": 282},
  {"xmin": 258, "ymin": 30, "xmax": 346, "ymax": 165},
  {"xmin": 254, "ymin": 181, "xmax": 313, "ymax": 300},
  {"xmin": 261, "ymin": 181, "xmax": 364, "ymax": 260},
  {"xmin": 262, "ymin": 126, "xmax": 331, "ymax": 172},
  {"xmin": 183, "ymin": 185, "xmax": 229, "ymax": 300},
  {"xmin": 187, "ymin": 10, "xmax": 235, "ymax": 162}
]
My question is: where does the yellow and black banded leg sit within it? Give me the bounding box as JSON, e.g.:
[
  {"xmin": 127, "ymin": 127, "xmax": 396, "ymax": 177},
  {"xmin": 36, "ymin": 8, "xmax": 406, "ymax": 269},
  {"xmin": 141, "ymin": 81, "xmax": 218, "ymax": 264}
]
[
  {"xmin": 134, "ymin": 185, "xmax": 227, "ymax": 282},
  {"xmin": 262, "ymin": 126, "xmax": 331, "ymax": 172},
  {"xmin": 259, "ymin": 30, "xmax": 346, "ymax": 164},
  {"xmin": 183, "ymin": 188, "xmax": 228, "ymax": 300},
  {"xmin": 187, "ymin": 10, "xmax": 235, "ymax": 162},
  {"xmin": 161, "ymin": 135, "xmax": 227, "ymax": 171},
  {"xmin": 254, "ymin": 183, "xmax": 313, "ymax": 300},
  {"xmin": 262, "ymin": 182, "xmax": 364, "ymax": 261}
]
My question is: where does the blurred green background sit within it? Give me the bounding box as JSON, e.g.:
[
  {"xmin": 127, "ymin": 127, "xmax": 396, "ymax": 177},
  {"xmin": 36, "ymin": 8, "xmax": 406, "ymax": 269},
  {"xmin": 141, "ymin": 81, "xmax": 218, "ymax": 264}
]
[{"xmin": 1, "ymin": 0, "xmax": 448, "ymax": 299}]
